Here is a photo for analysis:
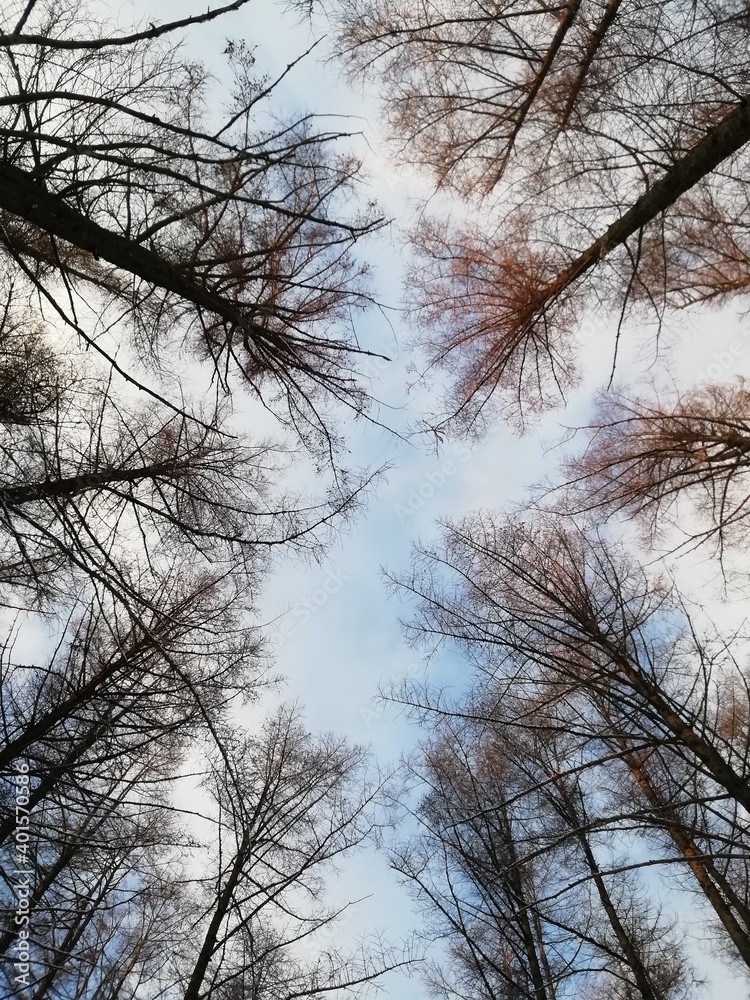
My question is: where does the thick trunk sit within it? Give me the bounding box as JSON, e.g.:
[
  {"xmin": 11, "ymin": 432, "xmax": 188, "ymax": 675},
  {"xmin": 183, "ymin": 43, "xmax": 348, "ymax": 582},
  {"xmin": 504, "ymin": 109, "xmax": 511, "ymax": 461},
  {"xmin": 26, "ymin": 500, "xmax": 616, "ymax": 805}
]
[
  {"xmin": 498, "ymin": 803, "xmax": 552, "ymax": 1000},
  {"xmin": 579, "ymin": 621, "xmax": 750, "ymax": 814},
  {"xmin": 183, "ymin": 832, "xmax": 249, "ymax": 1000},
  {"xmin": 576, "ymin": 828, "xmax": 661, "ymax": 1000},
  {"xmin": 613, "ymin": 734, "xmax": 750, "ymax": 969},
  {"xmin": 0, "ymin": 163, "xmax": 293, "ymax": 359},
  {"xmin": 0, "ymin": 459, "xmax": 189, "ymax": 507},
  {"xmin": 538, "ymin": 98, "xmax": 750, "ymax": 313},
  {"xmin": 608, "ymin": 651, "xmax": 750, "ymax": 815},
  {"xmin": 560, "ymin": 0, "xmax": 623, "ymax": 128},
  {"xmin": 555, "ymin": 782, "xmax": 661, "ymax": 1000}
]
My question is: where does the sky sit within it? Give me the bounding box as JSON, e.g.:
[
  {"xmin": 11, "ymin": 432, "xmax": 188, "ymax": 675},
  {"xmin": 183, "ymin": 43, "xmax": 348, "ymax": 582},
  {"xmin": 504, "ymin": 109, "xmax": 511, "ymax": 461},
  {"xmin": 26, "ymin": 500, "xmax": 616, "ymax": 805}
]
[{"xmin": 28, "ymin": 1, "xmax": 750, "ymax": 996}]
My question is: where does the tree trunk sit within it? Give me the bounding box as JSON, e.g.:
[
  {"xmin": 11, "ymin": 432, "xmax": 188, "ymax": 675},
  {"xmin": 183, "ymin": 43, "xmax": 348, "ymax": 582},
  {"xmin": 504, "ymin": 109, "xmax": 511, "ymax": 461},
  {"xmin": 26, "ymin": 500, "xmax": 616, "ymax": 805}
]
[
  {"xmin": 0, "ymin": 459, "xmax": 191, "ymax": 507},
  {"xmin": 0, "ymin": 163, "xmax": 293, "ymax": 359},
  {"xmin": 556, "ymin": 782, "xmax": 662, "ymax": 1000},
  {"xmin": 612, "ymin": 732, "xmax": 750, "ymax": 969},
  {"xmin": 538, "ymin": 98, "xmax": 750, "ymax": 312}
]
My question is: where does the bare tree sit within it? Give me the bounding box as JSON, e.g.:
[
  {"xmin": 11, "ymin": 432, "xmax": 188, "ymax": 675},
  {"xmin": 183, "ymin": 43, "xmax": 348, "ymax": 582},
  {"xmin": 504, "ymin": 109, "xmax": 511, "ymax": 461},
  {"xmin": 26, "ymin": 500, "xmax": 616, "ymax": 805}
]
[
  {"xmin": 2, "ymin": 1, "xmax": 261, "ymax": 49},
  {"xmin": 595, "ymin": 712, "xmax": 750, "ymax": 972},
  {"xmin": 0, "ymin": 4, "xmax": 405, "ymax": 999},
  {"xmin": 0, "ymin": 746, "xmax": 185, "ymax": 1000},
  {"xmin": 0, "ymin": 615, "xmax": 409, "ymax": 998},
  {"xmin": 334, "ymin": 0, "xmax": 750, "ymax": 428},
  {"xmin": 0, "ymin": 567, "xmax": 265, "ymax": 776},
  {"xmin": 536, "ymin": 381, "xmax": 750, "ymax": 563},
  {"xmin": 0, "ymin": 282, "xmax": 70, "ymax": 427},
  {"xmin": 389, "ymin": 511, "xmax": 750, "ymax": 976},
  {"xmin": 0, "ymin": 0, "xmax": 384, "ymax": 618},
  {"xmin": 389, "ymin": 707, "xmax": 695, "ymax": 1000},
  {"xmin": 0, "ymin": 0, "xmax": 385, "ymax": 450},
  {"xmin": 0, "ymin": 364, "xmax": 375, "ymax": 611},
  {"xmin": 177, "ymin": 706, "xmax": 408, "ymax": 1000}
]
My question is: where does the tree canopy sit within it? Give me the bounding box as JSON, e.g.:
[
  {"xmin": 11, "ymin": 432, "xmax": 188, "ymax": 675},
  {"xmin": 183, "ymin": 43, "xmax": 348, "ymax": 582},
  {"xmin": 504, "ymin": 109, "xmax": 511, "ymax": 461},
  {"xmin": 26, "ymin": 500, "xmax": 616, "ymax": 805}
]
[
  {"xmin": 2, "ymin": 1, "xmax": 750, "ymax": 999},
  {"xmin": 336, "ymin": 0, "xmax": 750, "ymax": 430}
]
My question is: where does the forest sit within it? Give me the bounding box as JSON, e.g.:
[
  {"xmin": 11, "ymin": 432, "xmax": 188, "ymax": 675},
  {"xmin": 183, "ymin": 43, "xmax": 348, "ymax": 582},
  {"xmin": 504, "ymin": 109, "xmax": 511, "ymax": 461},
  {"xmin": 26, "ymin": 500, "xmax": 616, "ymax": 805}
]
[{"xmin": 1, "ymin": 1, "xmax": 750, "ymax": 998}]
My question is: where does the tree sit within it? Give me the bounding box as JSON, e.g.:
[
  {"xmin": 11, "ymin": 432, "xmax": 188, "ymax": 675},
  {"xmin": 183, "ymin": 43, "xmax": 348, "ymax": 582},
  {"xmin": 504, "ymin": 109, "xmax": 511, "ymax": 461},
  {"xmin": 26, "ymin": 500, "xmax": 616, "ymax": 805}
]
[
  {"xmin": 0, "ymin": 8, "xmax": 403, "ymax": 998},
  {"xmin": 0, "ymin": 698, "xmax": 408, "ymax": 1000},
  {"xmin": 0, "ymin": 557, "xmax": 411, "ymax": 997},
  {"xmin": 390, "ymin": 512, "xmax": 750, "ymax": 976},
  {"xmin": 334, "ymin": 0, "xmax": 750, "ymax": 429},
  {"xmin": 394, "ymin": 728, "xmax": 572, "ymax": 1000},
  {"xmin": 0, "ymin": 745, "xmax": 184, "ymax": 1000},
  {"xmin": 0, "ymin": 0, "xmax": 385, "ymax": 617},
  {"xmin": 0, "ymin": 567, "xmax": 265, "ymax": 776},
  {"xmin": 598, "ymin": 710, "xmax": 750, "ymax": 971},
  {"xmin": 0, "ymin": 281, "xmax": 70, "ymax": 426},
  {"xmin": 540, "ymin": 380, "xmax": 750, "ymax": 564},
  {"xmin": 0, "ymin": 0, "xmax": 385, "ymax": 450},
  {"xmin": 177, "ymin": 707, "xmax": 407, "ymax": 1000},
  {"xmin": 389, "ymin": 706, "xmax": 695, "ymax": 1000},
  {"xmin": 0, "ymin": 364, "xmax": 374, "ymax": 611}
]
